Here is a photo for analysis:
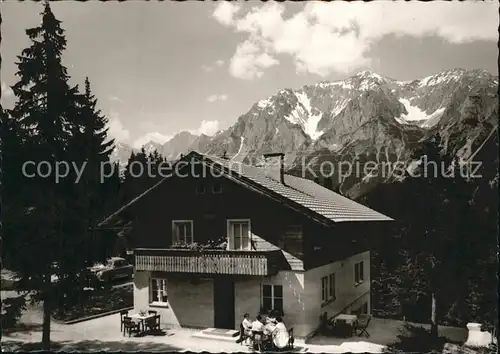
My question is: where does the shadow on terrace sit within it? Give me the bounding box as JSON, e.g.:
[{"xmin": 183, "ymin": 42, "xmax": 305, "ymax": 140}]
[
  {"xmin": 307, "ymin": 317, "xmax": 468, "ymax": 348},
  {"xmin": 1, "ymin": 340, "xmax": 182, "ymax": 352}
]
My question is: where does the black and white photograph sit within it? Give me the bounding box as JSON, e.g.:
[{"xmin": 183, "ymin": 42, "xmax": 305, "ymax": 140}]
[{"xmin": 0, "ymin": 1, "xmax": 498, "ymax": 352}]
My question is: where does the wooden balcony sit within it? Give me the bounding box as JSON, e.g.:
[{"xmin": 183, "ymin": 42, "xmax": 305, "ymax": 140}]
[{"xmin": 134, "ymin": 248, "xmax": 283, "ymax": 276}]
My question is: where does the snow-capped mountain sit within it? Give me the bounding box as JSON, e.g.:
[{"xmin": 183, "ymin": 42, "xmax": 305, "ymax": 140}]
[
  {"xmin": 110, "ymin": 142, "xmax": 134, "ymax": 168},
  {"xmin": 110, "ymin": 68, "xmax": 498, "ymax": 197},
  {"xmin": 110, "ymin": 131, "xmax": 200, "ymax": 166}
]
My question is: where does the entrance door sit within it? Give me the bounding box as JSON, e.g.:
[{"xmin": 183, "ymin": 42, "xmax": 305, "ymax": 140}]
[{"xmin": 213, "ymin": 277, "xmax": 235, "ymax": 329}]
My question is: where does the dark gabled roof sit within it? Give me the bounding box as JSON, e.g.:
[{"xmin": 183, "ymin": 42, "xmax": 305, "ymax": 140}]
[
  {"xmin": 207, "ymin": 154, "xmax": 393, "ymax": 223},
  {"xmin": 98, "ymin": 151, "xmax": 393, "ymax": 228}
]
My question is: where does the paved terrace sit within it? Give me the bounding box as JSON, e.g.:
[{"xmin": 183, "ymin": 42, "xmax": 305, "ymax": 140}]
[{"xmin": 1, "ymin": 293, "xmax": 467, "ymax": 353}]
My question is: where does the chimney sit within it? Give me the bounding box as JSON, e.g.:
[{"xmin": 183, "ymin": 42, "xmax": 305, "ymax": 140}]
[{"xmin": 263, "ymin": 152, "xmax": 285, "ymax": 184}]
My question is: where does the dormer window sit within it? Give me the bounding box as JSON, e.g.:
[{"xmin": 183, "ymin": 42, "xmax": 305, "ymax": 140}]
[
  {"xmin": 196, "ymin": 183, "xmax": 205, "ymax": 194},
  {"xmin": 212, "ymin": 181, "xmax": 223, "ymax": 194}
]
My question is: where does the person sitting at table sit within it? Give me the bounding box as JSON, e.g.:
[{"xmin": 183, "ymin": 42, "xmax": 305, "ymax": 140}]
[
  {"xmin": 264, "ymin": 318, "xmax": 276, "ymax": 336},
  {"xmin": 272, "ymin": 316, "xmax": 289, "ymax": 349},
  {"xmin": 239, "ymin": 313, "xmax": 252, "ymax": 345},
  {"xmin": 251, "ymin": 315, "xmax": 265, "ymax": 350},
  {"xmin": 251, "ymin": 315, "xmax": 265, "ymax": 333},
  {"xmin": 266, "ymin": 310, "xmax": 278, "ymax": 325}
]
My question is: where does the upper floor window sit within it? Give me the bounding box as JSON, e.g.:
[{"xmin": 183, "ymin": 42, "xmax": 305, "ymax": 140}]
[
  {"xmin": 227, "ymin": 219, "xmax": 250, "ymax": 250},
  {"xmin": 261, "ymin": 284, "xmax": 283, "ymax": 314},
  {"xmin": 354, "ymin": 261, "xmax": 364, "ymax": 285},
  {"xmin": 212, "ymin": 181, "xmax": 223, "ymax": 194},
  {"xmin": 196, "ymin": 183, "xmax": 205, "ymax": 194},
  {"xmin": 172, "ymin": 220, "xmax": 193, "ymax": 245}
]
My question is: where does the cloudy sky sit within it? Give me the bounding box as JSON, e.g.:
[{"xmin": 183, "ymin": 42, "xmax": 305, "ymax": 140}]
[{"xmin": 1, "ymin": 1, "xmax": 498, "ymax": 148}]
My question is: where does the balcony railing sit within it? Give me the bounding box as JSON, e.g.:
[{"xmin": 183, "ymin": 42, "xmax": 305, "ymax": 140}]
[{"xmin": 134, "ymin": 248, "xmax": 282, "ymax": 276}]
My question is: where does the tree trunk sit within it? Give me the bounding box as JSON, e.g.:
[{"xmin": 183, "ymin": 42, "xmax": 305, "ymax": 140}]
[
  {"xmin": 42, "ymin": 276, "xmax": 52, "ymax": 350},
  {"xmin": 430, "ymin": 291, "xmax": 438, "ymax": 338}
]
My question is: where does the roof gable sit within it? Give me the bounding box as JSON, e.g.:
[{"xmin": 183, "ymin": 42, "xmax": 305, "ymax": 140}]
[
  {"xmin": 99, "ymin": 151, "xmax": 393, "ymax": 227},
  {"xmin": 200, "ymin": 152, "xmax": 393, "ymax": 223}
]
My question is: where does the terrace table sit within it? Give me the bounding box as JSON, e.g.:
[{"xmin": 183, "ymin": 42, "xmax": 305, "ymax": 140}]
[
  {"xmin": 333, "ymin": 314, "xmax": 358, "ymax": 324},
  {"xmin": 330, "ymin": 314, "xmax": 358, "ymax": 337},
  {"xmin": 129, "ymin": 313, "xmax": 156, "ymax": 334}
]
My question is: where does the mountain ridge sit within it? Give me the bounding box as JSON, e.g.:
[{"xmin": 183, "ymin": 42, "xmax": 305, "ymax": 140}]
[{"xmin": 111, "ymin": 68, "xmax": 498, "ymax": 197}]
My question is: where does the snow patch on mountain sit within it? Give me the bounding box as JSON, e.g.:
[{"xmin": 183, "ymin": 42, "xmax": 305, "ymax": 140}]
[
  {"xmin": 331, "ymin": 98, "xmax": 349, "ymax": 117},
  {"xmin": 231, "ymin": 136, "xmax": 245, "ymax": 162},
  {"xmin": 398, "ymin": 98, "xmax": 445, "ymax": 125},
  {"xmin": 360, "ymin": 80, "xmax": 380, "ymax": 91},
  {"xmin": 421, "ymin": 108, "xmax": 446, "ymax": 128},
  {"xmin": 323, "ymin": 81, "xmax": 354, "ymax": 90},
  {"xmin": 258, "ymin": 98, "xmax": 272, "ymax": 108},
  {"xmin": 285, "ymin": 91, "xmax": 323, "ymax": 140},
  {"xmin": 418, "ymin": 70, "xmax": 464, "ymax": 88}
]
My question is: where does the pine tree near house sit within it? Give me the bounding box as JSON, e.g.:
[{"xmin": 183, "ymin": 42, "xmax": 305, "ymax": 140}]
[
  {"xmin": 72, "ymin": 77, "xmax": 116, "ymax": 220},
  {"xmin": 365, "ymin": 129, "xmax": 498, "ymax": 347},
  {"xmin": 1, "ymin": 2, "xmax": 104, "ymax": 349}
]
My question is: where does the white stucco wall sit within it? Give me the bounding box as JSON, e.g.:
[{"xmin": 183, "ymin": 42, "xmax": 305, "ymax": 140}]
[
  {"xmin": 133, "ymin": 251, "xmax": 370, "ymax": 338},
  {"xmin": 302, "ymin": 251, "xmax": 371, "ymax": 337},
  {"xmin": 234, "ymin": 271, "xmax": 306, "ymax": 335}
]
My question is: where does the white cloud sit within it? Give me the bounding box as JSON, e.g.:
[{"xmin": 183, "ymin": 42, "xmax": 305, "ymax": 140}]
[
  {"xmin": 212, "ymin": 1, "xmax": 241, "ymax": 26},
  {"xmin": 229, "ymin": 39, "xmax": 279, "ymax": 80},
  {"xmin": 214, "ymin": 1, "xmax": 499, "ymax": 78},
  {"xmin": 107, "ymin": 111, "xmax": 130, "ymax": 143},
  {"xmin": 206, "ymin": 94, "xmax": 228, "ymax": 103},
  {"xmin": 132, "ymin": 131, "xmax": 172, "ymax": 149},
  {"xmin": 1, "ymin": 81, "xmax": 14, "ymax": 98},
  {"xmin": 202, "ymin": 59, "xmax": 226, "ymax": 72},
  {"xmin": 195, "ymin": 120, "xmax": 220, "ymax": 136},
  {"xmin": 108, "ymin": 95, "xmax": 125, "ymax": 103}
]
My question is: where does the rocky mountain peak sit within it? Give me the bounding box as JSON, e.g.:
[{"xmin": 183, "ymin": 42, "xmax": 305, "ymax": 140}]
[{"xmin": 111, "ymin": 68, "xmax": 497, "ymax": 198}]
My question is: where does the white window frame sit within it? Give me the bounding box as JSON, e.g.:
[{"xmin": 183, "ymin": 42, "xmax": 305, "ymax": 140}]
[
  {"xmin": 354, "ymin": 261, "xmax": 364, "ymax": 285},
  {"xmin": 150, "ymin": 278, "xmax": 168, "ymax": 307},
  {"xmin": 261, "ymin": 284, "xmax": 283, "ymax": 313},
  {"xmin": 172, "ymin": 220, "xmax": 194, "ymax": 245},
  {"xmin": 226, "ymin": 219, "xmax": 251, "ymax": 251}
]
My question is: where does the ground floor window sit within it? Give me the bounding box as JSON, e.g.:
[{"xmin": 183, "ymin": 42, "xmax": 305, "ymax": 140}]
[
  {"xmin": 150, "ymin": 278, "xmax": 168, "ymax": 304},
  {"xmin": 354, "ymin": 261, "xmax": 364, "ymax": 285},
  {"xmin": 321, "ymin": 273, "xmax": 336, "ymax": 306},
  {"xmin": 261, "ymin": 284, "xmax": 283, "ymax": 314}
]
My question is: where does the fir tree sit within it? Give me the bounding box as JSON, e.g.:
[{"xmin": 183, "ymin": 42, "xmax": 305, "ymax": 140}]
[{"xmin": 1, "ymin": 3, "xmax": 102, "ymax": 349}]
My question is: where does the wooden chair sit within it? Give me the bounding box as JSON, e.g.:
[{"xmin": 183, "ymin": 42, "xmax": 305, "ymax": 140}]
[
  {"xmin": 123, "ymin": 317, "xmax": 140, "ymax": 337},
  {"xmin": 355, "ymin": 314, "xmax": 371, "ymax": 338},
  {"xmin": 148, "ymin": 310, "xmax": 158, "ymax": 315},
  {"xmin": 120, "ymin": 310, "xmax": 129, "ymax": 332},
  {"xmin": 237, "ymin": 323, "xmax": 251, "ymax": 345},
  {"xmin": 145, "ymin": 314, "xmax": 161, "ymax": 333},
  {"xmin": 251, "ymin": 331, "xmax": 264, "ymax": 351}
]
